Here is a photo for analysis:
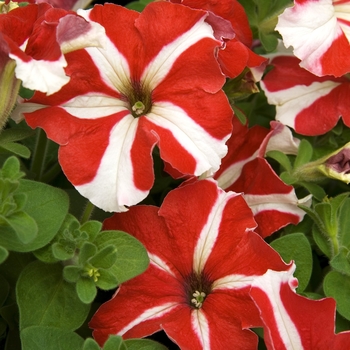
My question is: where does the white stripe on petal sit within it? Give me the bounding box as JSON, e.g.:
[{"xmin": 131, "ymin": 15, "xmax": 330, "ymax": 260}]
[
  {"xmin": 148, "ymin": 102, "xmax": 229, "ymax": 176},
  {"xmin": 118, "ymin": 302, "xmax": 179, "ymax": 336},
  {"xmin": 216, "ymin": 152, "xmax": 258, "ymax": 190},
  {"xmin": 62, "ymin": 94, "xmax": 128, "ymax": 119},
  {"xmin": 261, "ymin": 80, "xmax": 341, "ymax": 130},
  {"xmin": 85, "ymin": 39, "xmax": 131, "ymax": 95},
  {"xmin": 76, "ymin": 116, "xmax": 148, "ymax": 212},
  {"xmin": 149, "ymin": 253, "xmax": 177, "ymax": 278},
  {"xmin": 212, "ymin": 274, "xmax": 259, "ymax": 290},
  {"xmin": 251, "ymin": 266, "xmax": 303, "ymax": 350},
  {"xmin": 334, "ymin": 1, "xmax": 350, "ymax": 41},
  {"xmin": 141, "ymin": 16, "xmax": 216, "ymax": 90},
  {"xmin": 191, "ymin": 309, "xmax": 210, "ymax": 350},
  {"xmin": 193, "ymin": 189, "xmax": 237, "ymax": 274}
]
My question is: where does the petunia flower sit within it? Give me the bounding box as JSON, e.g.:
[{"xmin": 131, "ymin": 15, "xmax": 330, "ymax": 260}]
[
  {"xmin": 276, "ymin": 0, "xmax": 350, "ymax": 77},
  {"xmin": 169, "ymin": 0, "xmax": 267, "ymax": 79},
  {"xmin": 89, "ymin": 179, "xmax": 290, "ymax": 349},
  {"xmin": 250, "ymin": 266, "xmax": 350, "ymax": 349},
  {"xmin": 17, "ymin": 2, "xmax": 233, "ymax": 212},
  {"xmin": 260, "ymin": 55, "xmax": 350, "ymax": 135},
  {"xmin": 0, "ymin": 1, "xmax": 105, "ymax": 95},
  {"xmin": 213, "ymin": 117, "xmax": 309, "ymax": 238}
]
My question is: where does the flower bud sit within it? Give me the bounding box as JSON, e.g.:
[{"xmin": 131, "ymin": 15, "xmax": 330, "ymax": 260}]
[{"xmin": 317, "ymin": 142, "xmax": 350, "ymax": 184}]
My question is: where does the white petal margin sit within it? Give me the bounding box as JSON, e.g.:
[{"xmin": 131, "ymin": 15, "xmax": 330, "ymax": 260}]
[
  {"xmin": 260, "ymin": 80, "xmax": 341, "ymax": 130},
  {"xmin": 141, "ymin": 14, "xmax": 218, "ymax": 92},
  {"xmin": 117, "ymin": 302, "xmax": 179, "ymax": 336},
  {"xmin": 10, "ymin": 54, "xmax": 69, "ymax": 95},
  {"xmin": 250, "ymin": 265, "xmax": 304, "ymax": 350},
  {"xmin": 148, "ymin": 102, "xmax": 229, "ymax": 177},
  {"xmin": 192, "ymin": 186, "xmax": 239, "ymax": 274},
  {"xmin": 76, "ymin": 116, "xmax": 148, "ymax": 212},
  {"xmin": 276, "ymin": 0, "xmax": 341, "ymax": 75},
  {"xmin": 191, "ymin": 309, "xmax": 210, "ymax": 350}
]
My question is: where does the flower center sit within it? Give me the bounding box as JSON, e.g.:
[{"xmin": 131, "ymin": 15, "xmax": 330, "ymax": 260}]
[
  {"xmin": 185, "ymin": 272, "xmax": 212, "ymax": 309},
  {"xmin": 126, "ymin": 81, "xmax": 152, "ymax": 118},
  {"xmin": 191, "ymin": 291, "xmax": 206, "ymax": 309}
]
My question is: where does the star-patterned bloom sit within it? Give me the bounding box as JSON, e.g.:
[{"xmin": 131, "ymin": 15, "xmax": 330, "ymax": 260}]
[
  {"xmin": 276, "ymin": 0, "xmax": 350, "ymax": 77},
  {"xmin": 90, "ymin": 179, "xmax": 289, "ymax": 349},
  {"xmin": 260, "ymin": 55, "xmax": 350, "ymax": 135},
  {"xmin": 250, "ymin": 267, "xmax": 350, "ymax": 349},
  {"xmin": 18, "ymin": 2, "xmax": 233, "ymax": 212}
]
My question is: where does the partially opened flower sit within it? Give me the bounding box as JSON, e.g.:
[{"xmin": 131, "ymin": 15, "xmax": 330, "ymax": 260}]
[
  {"xmin": 250, "ymin": 267, "xmax": 350, "ymax": 349},
  {"xmin": 260, "ymin": 55, "xmax": 350, "ymax": 135},
  {"xmin": 0, "ymin": 2, "xmax": 105, "ymax": 95},
  {"xmin": 169, "ymin": 0, "xmax": 267, "ymax": 78},
  {"xmin": 213, "ymin": 117, "xmax": 308, "ymax": 237},
  {"xmin": 276, "ymin": 0, "xmax": 350, "ymax": 77},
  {"xmin": 90, "ymin": 179, "xmax": 290, "ymax": 349},
  {"xmin": 18, "ymin": 2, "xmax": 233, "ymax": 212}
]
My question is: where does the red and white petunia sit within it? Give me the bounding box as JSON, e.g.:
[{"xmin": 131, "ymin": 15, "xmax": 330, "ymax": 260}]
[
  {"xmin": 276, "ymin": 0, "xmax": 350, "ymax": 77},
  {"xmin": 250, "ymin": 266, "xmax": 350, "ymax": 349},
  {"xmin": 213, "ymin": 117, "xmax": 309, "ymax": 238},
  {"xmin": 0, "ymin": 2, "xmax": 105, "ymax": 95},
  {"xmin": 169, "ymin": 0, "xmax": 267, "ymax": 78},
  {"xmin": 260, "ymin": 55, "xmax": 350, "ymax": 135},
  {"xmin": 18, "ymin": 2, "xmax": 233, "ymax": 212},
  {"xmin": 89, "ymin": 179, "xmax": 290, "ymax": 349}
]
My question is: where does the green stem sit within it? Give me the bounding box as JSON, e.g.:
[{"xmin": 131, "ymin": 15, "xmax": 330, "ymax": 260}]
[
  {"xmin": 30, "ymin": 128, "xmax": 48, "ymax": 180},
  {"xmin": 80, "ymin": 200, "xmax": 95, "ymax": 224}
]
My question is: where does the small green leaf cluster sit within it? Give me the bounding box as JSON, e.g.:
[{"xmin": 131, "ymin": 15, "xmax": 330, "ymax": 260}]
[
  {"xmin": 299, "ymin": 194, "xmax": 350, "ymax": 321},
  {"xmin": 34, "ymin": 213, "xmax": 149, "ymax": 304}
]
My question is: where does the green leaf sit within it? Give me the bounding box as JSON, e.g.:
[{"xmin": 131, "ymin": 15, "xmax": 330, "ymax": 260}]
[
  {"xmin": 294, "ymin": 139, "xmax": 313, "ymax": 168},
  {"xmin": 83, "ymin": 338, "xmax": 101, "ymax": 350},
  {"xmin": 259, "ymin": 31, "xmax": 278, "ymax": 52},
  {"xmin": 17, "ymin": 261, "xmax": 90, "ymax": 330},
  {"xmin": 95, "ymin": 269, "xmax": 118, "ymax": 290},
  {"xmin": 324, "ymin": 270, "xmax": 350, "ymax": 321},
  {"xmin": 0, "ymin": 179, "xmax": 69, "ymax": 252},
  {"xmin": 330, "ymin": 247, "xmax": 350, "ymax": 276},
  {"xmin": 63, "ymin": 266, "xmax": 82, "ymax": 283},
  {"xmin": 80, "ymin": 221, "xmax": 102, "ymax": 242},
  {"xmin": 279, "ymin": 171, "xmax": 297, "ymax": 185},
  {"xmin": 312, "ymin": 224, "xmax": 332, "ymax": 258},
  {"xmin": 0, "ymin": 142, "xmax": 31, "ymax": 159},
  {"xmin": 104, "ymin": 335, "xmax": 127, "ymax": 350},
  {"xmin": 94, "ymin": 230, "xmax": 149, "ymax": 284},
  {"xmin": 231, "ymin": 105, "xmax": 247, "ymax": 125},
  {"xmin": 0, "ymin": 246, "xmax": 9, "ymax": 264},
  {"xmin": 270, "ymin": 233, "xmax": 313, "ymax": 292},
  {"xmin": 299, "ymin": 182, "xmax": 327, "ymax": 201},
  {"xmin": 1, "ymin": 210, "xmax": 38, "ymax": 244},
  {"xmin": 338, "ymin": 197, "xmax": 350, "ymax": 249},
  {"xmin": 89, "ymin": 245, "xmax": 117, "ymax": 270},
  {"xmin": 79, "ymin": 242, "xmax": 98, "ymax": 265},
  {"xmin": 0, "ymin": 156, "xmax": 24, "ymax": 180},
  {"xmin": 125, "ymin": 339, "xmax": 168, "ymax": 350},
  {"xmin": 266, "ymin": 150, "xmax": 292, "ymax": 172},
  {"xmin": 21, "ymin": 326, "xmax": 84, "ymax": 350},
  {"xmin": 52, "ymin": 242, "xmax": 74, "ymax": 261},
  {"xmin": 76, "ymin": 277, "xmax": 97, "ymax": 304}
]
